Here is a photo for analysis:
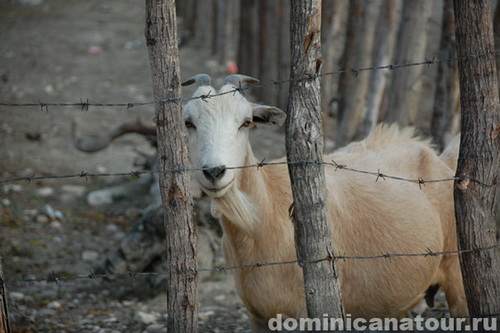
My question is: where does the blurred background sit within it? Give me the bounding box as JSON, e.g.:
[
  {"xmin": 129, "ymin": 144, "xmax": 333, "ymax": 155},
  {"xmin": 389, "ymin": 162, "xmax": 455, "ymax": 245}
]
[{"xmin": 0, "ymin": 0, "xmax": 499, "ymax": 332}]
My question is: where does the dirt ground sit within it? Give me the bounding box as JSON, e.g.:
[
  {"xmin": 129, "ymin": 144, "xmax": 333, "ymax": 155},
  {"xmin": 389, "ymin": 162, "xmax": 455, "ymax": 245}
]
[
  {"xmin": 0, "ymin": 1, "xmax": 455, "ymax": 332},
  {"xmin": 0, "ymin": 0, "xmax": 262, "ymax": 332}
]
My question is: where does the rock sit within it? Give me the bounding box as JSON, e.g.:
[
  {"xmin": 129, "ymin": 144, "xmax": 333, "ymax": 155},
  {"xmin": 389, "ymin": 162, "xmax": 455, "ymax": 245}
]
[
  {"xmin": 52, "ymin": 236, "xmax": 63, "ymax": 244},
  {"xmin": 19, "ymin": 0, "xmax": 44, "ymax": 4},
  {"xmin": 125, "ymin": 207, "xmax": 142, "ymax": 220},
  {"xmin": 2, "ymin": 123, "xmax": 13, "ymax": 135},
  {"xmin": 87, "ymin": 190, "xmax": 113, "ymax": 206},
  {"xmin": 198, "ymin": 310, "xmax": 215, "ymax": 320},
  {"xmin": 61, "ymin": 184, "xmax": 87, "ymax": 197},
  {"xmin": 214, "ymin": 295, "xmax": 226, "ymax": 303},
  {"xmin": 9, "ymin": 292, "xmax": 25, "ymax": 302},
  {"xmin": 81, "ymin": 250, "xmax": 99, "ymax": 262},
  {"xmin": 3, "ymin": 184, "xmax": 22, "ymax": 194},
  {"xmin": 96, "ymin": 165, "xmax": 107, "ymax": 174},
  {"xmin": 50, "ymin": 221, "xmax": 62, "ymax": 230},
  {"xmin": 41, "ymin": 204, "xmax": 64, "ymax": 221},
  {"xmin": 35, "ymin": 214, "xmax": 50, "ymax": 224},
  {"xmin": 134, "ymin": 311, "xmax": 160, "ymax": 325},
  {"xmin": 36, "ymin": 187, "xmax": 54, "ymax": 197},
  {"xmin": 1, "ymin": 198, "xmax": 11, "ymax": 207},
  {"xmin": 105, "ymin": 224, "xmax": 120, "ymax": 233},
  {"xmin": 23, "ymin": 209, "xmax": 38, "ymax": 220},
  {"xmin": 103, "ymin": 315, "xmax": 118, "ymax": 323},
  {"xmin": 46, "ymin": 300, "xmax": 62, "ymax": 309},
  {"xmin": 144, "ymin": 323, "xmax": 166, "ymax": 333}
]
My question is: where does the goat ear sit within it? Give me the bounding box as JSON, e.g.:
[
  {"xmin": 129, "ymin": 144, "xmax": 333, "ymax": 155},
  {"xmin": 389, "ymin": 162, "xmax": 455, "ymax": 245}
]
[{"xmin": 251, "ymin": 104, "xmax": 286, "ymax": 126}]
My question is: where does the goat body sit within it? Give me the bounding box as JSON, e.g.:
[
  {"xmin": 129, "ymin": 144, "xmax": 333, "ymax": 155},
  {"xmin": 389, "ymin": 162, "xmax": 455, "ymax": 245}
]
[
  {"xmin": 215, "ymin": 125, "xmax": 467, "ymax": 326},
  {"xmin": 182, "ymin": 75, "xmax": 467, "ymax": 331}
]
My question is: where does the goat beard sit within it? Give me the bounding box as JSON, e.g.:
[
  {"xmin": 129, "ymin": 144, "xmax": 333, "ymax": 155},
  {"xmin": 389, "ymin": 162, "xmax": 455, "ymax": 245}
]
[{"xmin": 212, "ymin": 187, "xmax": 259, "ymax": 236}]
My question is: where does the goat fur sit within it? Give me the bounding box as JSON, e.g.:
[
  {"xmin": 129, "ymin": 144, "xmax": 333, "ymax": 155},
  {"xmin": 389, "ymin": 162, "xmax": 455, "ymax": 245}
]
[{"xmin": 210, "ymin": 124, "xmax": 468, "ymax": 329}]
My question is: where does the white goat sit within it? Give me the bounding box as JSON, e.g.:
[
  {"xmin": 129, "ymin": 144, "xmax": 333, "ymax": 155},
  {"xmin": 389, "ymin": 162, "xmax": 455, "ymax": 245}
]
[{"xmin": 182, "ymin": 74, "xmax": 468, "ymax": 331}]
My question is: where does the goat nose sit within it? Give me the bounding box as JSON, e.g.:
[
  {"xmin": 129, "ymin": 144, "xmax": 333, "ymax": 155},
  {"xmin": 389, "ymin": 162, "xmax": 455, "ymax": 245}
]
[{"xmin": 202, "ymin": 165, "xmax": 226, "ymax": 182}]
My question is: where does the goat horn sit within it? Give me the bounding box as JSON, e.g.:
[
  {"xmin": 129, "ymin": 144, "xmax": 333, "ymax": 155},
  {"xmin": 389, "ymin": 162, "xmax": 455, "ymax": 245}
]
[
  {"xmin": 223, "ymin": 74, "xmax": 260, "ymax": 87},
  {"xmin": 181, "ymin": 74, "xmax": 212, "ymax": 87}
]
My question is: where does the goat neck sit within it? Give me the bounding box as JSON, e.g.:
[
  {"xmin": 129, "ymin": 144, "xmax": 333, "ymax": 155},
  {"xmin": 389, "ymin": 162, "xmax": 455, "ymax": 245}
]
[{"xmin": 212, "ymin": 144, "xmax": 293, "ymax": 260}]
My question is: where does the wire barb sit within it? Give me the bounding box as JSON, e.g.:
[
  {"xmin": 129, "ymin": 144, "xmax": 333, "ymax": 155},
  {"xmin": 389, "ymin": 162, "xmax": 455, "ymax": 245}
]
[{"xmin": 2, "ymin": 51, "xmax": 499, "ymax": 110}]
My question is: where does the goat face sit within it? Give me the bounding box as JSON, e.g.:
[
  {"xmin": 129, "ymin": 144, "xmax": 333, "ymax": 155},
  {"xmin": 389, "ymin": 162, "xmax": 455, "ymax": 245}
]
[{"xmin": 183, "ymin": 83, "xmax": 285, "ymax": 198}]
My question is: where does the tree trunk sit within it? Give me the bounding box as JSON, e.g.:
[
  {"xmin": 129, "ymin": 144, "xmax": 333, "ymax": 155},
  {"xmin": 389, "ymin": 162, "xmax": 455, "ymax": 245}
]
[
  {"xmin": 287, "ymin": 0, "xmax": 344, "ymax": 322},
  {"xmin": 175, "ymin": 0, "xmax": 196, "ymax": 39},
  {"xmin": 320, "ymin": 0, "xmax": 346, "ymax": 117},
  {"xmin": 0, "ymin": 259, "xmax": 11, "ymax": 333},
  {"xmin": 337, "ymin": 0, "xmax": 363, "ymax": 130},
  {"xmin": 335, "ymin": 0, "xmax": 381, "ymax": 147},
  {"xmin": 194, "ymin": 0, "xmax": 214, "ymax": 50},
  {"xmin": 359, "ymin": 0, "xmax": 398, "ymax": 139},
  {"xmin": 431, "ymin": 0, "xmax": 460, "ymax": 152},
  {"xmin": 237, "ymin": 0, "xmax": 259, "ymax": 78},
  {"xmin": 145, "ymin": 1, "xmax": 198, "ymax": 332},
  {"xmin": 277, "ymin": 0, "xmax": 291, "ymax": 110},
  {"xmin": 214, "ymin": 0, "xmax": 238, "ymax": 65},
  {"xmin": 257, "ymin": 1, "xmax": 279, "ymax": 105},
  {"xmin": 384, "ymin": 0, "xmax": 430, "ymax": 126},
  {"xmin": 454, "ymin": 0, "xmax": 500, "ymax": 321},
  {"xmin": 493, "ymin": 2, "xmax": 500, "ymax": 84}
]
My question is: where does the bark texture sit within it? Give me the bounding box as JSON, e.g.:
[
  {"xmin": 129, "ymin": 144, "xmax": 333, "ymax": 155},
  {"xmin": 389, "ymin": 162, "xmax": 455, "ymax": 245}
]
[
  {"xmin": 145, "ymin": 0, "xmax": 198, "ymax": 331},
  {"xmin": 431, "ymin": 0, "xmax": 460, "ymax": 151},
  {"xmin": 287, "ymin": 0, "xmax": 344, "ymax": 322},
  {"xmin": 385, "ymin": 0, "xmax": 430, "ymax": 126},
  {"xmin": 454, "ymin": 0, "xmax": 500, "ymax": 320},
  {"xmin": 0, "ymin": 259, "xmax": 11, "ymax": 333}
]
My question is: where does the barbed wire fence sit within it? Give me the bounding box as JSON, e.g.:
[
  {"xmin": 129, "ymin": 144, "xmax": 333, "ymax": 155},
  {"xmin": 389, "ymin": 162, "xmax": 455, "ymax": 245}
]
[
  {"xmin": 5, "ymin": 243, "xmax": 500, "ymax": 285},
  {"xmin": 0, "ymin": 50, "xmax": 497, "ymax": 112},
  {"xmin": 1, "ymin": 50, "xmax": 500, "ymax": 322},
  {"xmin": 0, "ymin": 159, "xmax": 498, "ymax": 187}
]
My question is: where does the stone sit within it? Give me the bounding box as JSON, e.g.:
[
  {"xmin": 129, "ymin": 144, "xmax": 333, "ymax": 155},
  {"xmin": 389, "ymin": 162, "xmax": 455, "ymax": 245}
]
[
  {"xmin": 87, "ymin": 190, "xmax": 113, "ymax": 206},
  {"xmin": 9, "ymin": 292, "xmax": 25, "ymax": 301},
  {"xmin": 23, "ymin": 209, "xmax": 38, "ymax": 219},
  {"xmin": 3, "ymin": 184, "xmax": 22, "ymax": 194},
  {"xmin": 41, "ymin": 204, "xmax": 64, "ymax": 220},
  {"xmin": 134, "ymin": 311, "xmax": 160, "ymax": 325},
  {"xmin": 144, "ymin": 323, "xmax": 166, "ymax": 333},
  {"xmin": 50, "ymin": 221, "xmax": 62, "ymax": 230},
  {"xmin": 36, "ymin": 187, "xmax": 55, "ymax": 197},
  {"xmin": 61, "ymin": 184, "xmax": 87, "ymax": 197},
  {"xmin": 81, "ymin": 250, "xmax": 99, "ymax": 262},
  {"xmin": 35, "ymin": 214, "xmax": 50, "ymax": 224},
  {"xmin": 46, "ymin": 300, "xmax": 62, "ymax": 309},
  {"xmin": 198, "ymin": 310, "xmax": 215, "ymax": 320}
]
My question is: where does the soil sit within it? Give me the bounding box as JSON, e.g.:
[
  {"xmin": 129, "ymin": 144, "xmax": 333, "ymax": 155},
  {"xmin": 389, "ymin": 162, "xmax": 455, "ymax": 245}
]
[
  {"xmin": 0, "ymin": 0, "xmax": 256, "ymax": 332},
  {"xmin": 0, "ymin": 1, "xmax": 451, "ymax": 332}
]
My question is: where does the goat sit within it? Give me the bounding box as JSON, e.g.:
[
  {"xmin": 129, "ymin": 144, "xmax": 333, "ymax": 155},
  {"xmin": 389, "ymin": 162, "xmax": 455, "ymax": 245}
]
[{"xmin": 182, "ymin": 74, "xmax": 468, "ymax": 331}]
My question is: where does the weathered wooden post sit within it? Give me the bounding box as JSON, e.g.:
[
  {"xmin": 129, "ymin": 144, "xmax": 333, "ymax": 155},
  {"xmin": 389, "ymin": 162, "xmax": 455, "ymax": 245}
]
[
  {"xmin": 454, "ymin": 0, "xmax": 500, "ymax": 321},
  {"xmin": 286, "ymin": 0, "xmax": 345, "ymax": 326},
  {"xmin": 145, "ymin": 0, "xmax": 198, "ymax": 331},
  {"xmin": 0, "ymin": 258, "xmax": 11, "ymax": 333}
]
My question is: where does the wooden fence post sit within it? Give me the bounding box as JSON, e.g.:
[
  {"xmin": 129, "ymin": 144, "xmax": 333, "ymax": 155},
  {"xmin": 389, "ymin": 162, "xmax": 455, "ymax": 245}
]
[
  {"xmin": 145, "ymin": 0, "xmax": 198, "ymax": 331},
  {"xmin": 286, "ymin": 0, "xmax": 345, "ymax": 325},
  {"xmin": 453, "ymin": 0, "xmax": 500, "ymax": 321},
  {"xmin": 0, "ymin": 258, "xmax": 11, "ymax": 333}
]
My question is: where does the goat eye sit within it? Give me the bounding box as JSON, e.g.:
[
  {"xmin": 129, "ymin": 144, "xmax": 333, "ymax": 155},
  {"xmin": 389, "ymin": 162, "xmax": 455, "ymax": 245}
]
[
  {"xmin": 185, "ymin": 120, "xmax": 196, "ymax": 129},
  {"xmin": 240, "ymin": 120, "xmax": 252, "ymax": 129}
]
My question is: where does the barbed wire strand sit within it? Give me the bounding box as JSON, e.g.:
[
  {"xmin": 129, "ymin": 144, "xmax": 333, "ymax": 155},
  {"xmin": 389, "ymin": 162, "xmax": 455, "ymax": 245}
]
[
  {"xmin": 6, "ymin": 243, "xmax": 499, "ymax": 286},
  {"xmin": 0, "ymin": 51, "xmax": 498, "ymax": 110},
  {"xmin": 0, "ymin": 159, "xmax": 497, "ymax": 187}
]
